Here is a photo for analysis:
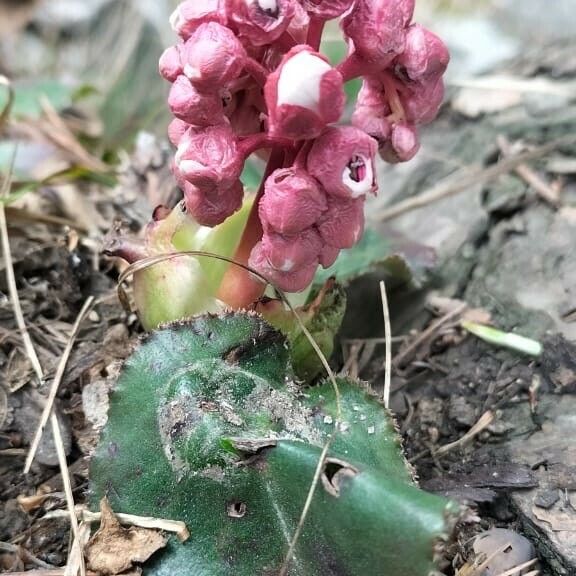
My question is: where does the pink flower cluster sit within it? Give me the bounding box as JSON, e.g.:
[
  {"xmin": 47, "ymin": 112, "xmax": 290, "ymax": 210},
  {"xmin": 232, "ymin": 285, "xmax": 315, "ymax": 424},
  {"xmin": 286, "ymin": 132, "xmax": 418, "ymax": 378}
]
[{"xmin": 160, "ymin": 0, "xmax": 448, "ymax": 293}]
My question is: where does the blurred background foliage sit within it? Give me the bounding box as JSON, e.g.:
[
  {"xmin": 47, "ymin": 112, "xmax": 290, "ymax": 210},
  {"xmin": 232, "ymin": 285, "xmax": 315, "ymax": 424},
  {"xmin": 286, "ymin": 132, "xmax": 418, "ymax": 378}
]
[{"xmin": 1, "ymin": 0, "xmax": 573, "ymax": 154}]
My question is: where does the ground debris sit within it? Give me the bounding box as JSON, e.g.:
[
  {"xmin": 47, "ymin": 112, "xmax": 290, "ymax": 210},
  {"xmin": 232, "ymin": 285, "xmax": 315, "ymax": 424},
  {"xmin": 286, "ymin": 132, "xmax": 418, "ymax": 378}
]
[{"xmin": 85, "ymin": 498, "xmax": 167, "ymax": 576}]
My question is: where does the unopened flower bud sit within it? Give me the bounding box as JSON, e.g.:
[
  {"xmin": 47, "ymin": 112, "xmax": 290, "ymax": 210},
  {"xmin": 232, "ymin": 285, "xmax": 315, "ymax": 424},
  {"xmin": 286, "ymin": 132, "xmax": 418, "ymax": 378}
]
[
  {"xmin": 351, "ymin": 79, "xmax": 392, "ymax": 144},
  {"xmin": 286, "ymin": 1, "xmax": 310, "ymax": 43},
  {"xmin": 396, "ymin": 24, "xmax": 449, "ymax": 81},
  {"xmin": 402, "ymin": 76, "xmax": 445, "ymax": 125},
  {"xmin": 183, "ymin": 179, "xmax": 244, "ymax": 226},
  {"xmin": 159, "ymin": 45, "xmax": 183, "ymax": 82},
  {"xmin": 174, "ymin": 125, "xmax": 244, "ymax": 191},
  {"xmin": 307, "ymin": 126, "xmax": 377, "ymax": 198},
  {"xmin": 259, "ymin": 168, "xmax": 327, "ymax": 235},
  {"xmin": 342, "ymin": 0, "xmax": 414, "ymax": 67},
  {"xmin": 249, "ymin": 242, "xmax": 318, "ymax": 292},
  {"xmin": 180, "ymin": 23, "xmax": 247, "ymax": 91},
  {"xmin": 170, "ymin": 0, "xmax": 226, "ymax": 40},
  {"xmin": 261, "ymin": 228, "xmax": 322, "ymax": 272},
  {"xmin": 225, "ymin": 0, "xmax": 295, "ymax": 46},
  {"xmin": 300, "ymin": 0, "xmax": 355, "ymax": 20},
  {"xmin": 168, "ymin": 118, "xmax": 191, "ymax": 146},
  {"xmin": 379, "ymin": 122, "xmax": 419, "ymax": 163},
  {"xmin": 319, "ymin": 245, "xmax": 339, "ymax": 268},
  {"xmin": 317, "ymin": 196, "xmax": 365, "ymax": 249},
  {"xmin": 265, "ymin": 46, "xmax": 345, "ymax": 140},
  {"xmin": 168, "ymin": 76, "xmax": 226, "ymax": 126}
]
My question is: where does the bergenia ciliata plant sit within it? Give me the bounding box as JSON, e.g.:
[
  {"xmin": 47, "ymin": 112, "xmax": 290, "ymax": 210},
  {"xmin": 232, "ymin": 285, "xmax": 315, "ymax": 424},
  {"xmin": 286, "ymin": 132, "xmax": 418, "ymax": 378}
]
[{"xmin": 108, "ymin": 0, "xmax": 449, "ymax": 325}]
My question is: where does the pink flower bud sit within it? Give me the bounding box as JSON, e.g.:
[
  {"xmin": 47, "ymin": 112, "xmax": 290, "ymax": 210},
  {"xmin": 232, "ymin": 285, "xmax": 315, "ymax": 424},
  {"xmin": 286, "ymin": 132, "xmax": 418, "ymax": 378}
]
[
  {"xmin": 168, "ymin": 118, "xmax": 191, "ymax": 146},
  {"xmin": 317, "ymin": 196, "xmax": 365, "ymax": 249},
  {"xmin": 402, "ymin": 76, "xmax": 445, "ymax": 125},
  {"xmin": 379, "ymin": 122, "xmax": 419, "ymax": 163},
  {"xmin": 183, "ymin": 179, "xmax": 244, "ymax": 226},
  {"xmin": 170, "ymin": 0, "xmax": 226, "ymax": 40},
  {"xmin": 174, "ymin": 125, "xmax": 244, "ymax": 191},
  {"xmin": 159, "ymin": 45, "xmax": 183, "ymax": 82},
  {"xmin": 286, "ymin": 1, "xmax": 310, "ymax": 43},
  {"xmin": 260, "ymin": 228, "xmax": 322, "ymax": 272},
  {"xmin": 249, "ymin": 242, "xmax": 318, "ymax": 292},
  {"xmin": 307, "ymin": 126, "xmax": 377, "ymax": 199},
  {"xmin": 341, "ymin": 0, "xmax": 414, "ymax": 67},
  {"xmin": 265, "ymin": 46, "xmax": 345, "ymax": 140},
  {"xmin": 259, "ymin": 168, "xmax": 327, "ymax": 235},
  {"xmin": 168, "ymin": 76, "xmax": 226, "ymax": 126},
  {"xmin": 180, "ymin": 23, "xmax": 247, "ymax": 91},
  {"xmin": 396, "ymin": 24, "xmax": 449, "ymax": 82},
  {"xmin": 319, "ymin": 245, "xmax": 339, "ymax": 268},
  {"xmin": 225, "ymin": 0, "xmax": 295, "ymax": 46},
  {"xmin": 351, "ymin": 79, "xmax": 392, "ymax": 144},
  {"xmin": 300, "ymin": 0, "xmax": 355, "ymax": 20}
]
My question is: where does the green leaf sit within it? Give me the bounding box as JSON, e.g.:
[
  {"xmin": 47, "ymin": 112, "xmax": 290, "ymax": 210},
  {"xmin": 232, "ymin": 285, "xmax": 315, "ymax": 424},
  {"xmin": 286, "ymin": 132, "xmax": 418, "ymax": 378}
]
[
  {"xmin": 0, "ymin": 79, "xmax": 73, "ymax": 119},
  {"xmin": 314, "ymin": 228, "xmax": 400, "ymax": 286},
  {"xmin": 90, "ymin": 313, "xmax": 461, "ymax": 576},
  {"xmin": 240, "ymin": 159, "xmax": 263, "ymax": 190},
  {"xmin": 258, "ymin": 279, "xmax": 347, "ymax": 382}
]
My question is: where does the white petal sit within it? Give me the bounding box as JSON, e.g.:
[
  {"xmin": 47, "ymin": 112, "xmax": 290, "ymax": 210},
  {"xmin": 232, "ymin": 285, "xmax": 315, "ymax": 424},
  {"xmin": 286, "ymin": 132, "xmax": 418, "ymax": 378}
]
[
  {"xmin": 341, "ymin": 155, "xmax": 373, "ymax": 198},
  {"xmin": 253, "ymin": 0, "xmax": 278, "ymax": 12},
  {"xmin": 169, "ymin": 6, "xmax": 182, "ymax": 32},
  {"xmin": 277, "ymin": 51, "xmax": 331, "ymax": 111},
  {"xmin": 178, "ymin": 159, "xmax": 205, "ymax": 174}
]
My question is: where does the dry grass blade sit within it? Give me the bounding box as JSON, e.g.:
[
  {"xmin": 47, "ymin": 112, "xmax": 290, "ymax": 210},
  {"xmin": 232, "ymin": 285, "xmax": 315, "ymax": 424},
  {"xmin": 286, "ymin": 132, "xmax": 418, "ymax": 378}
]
[
  {"xmin": 0, "ymin": 541, "xmax": 54, "ymax": 569},
  {"xmin": 52, "ymin": 412, "xmax": 86, "ymax": 576},
  {"xmin": 379, "ymin": 281, "xmax": 392, "ymax": 408},
  {"xmin": 497, "ymin": 135, "xmax": 561, "ymax": 207},
  {"xmin": 393, "ymin": 302, "xmax": 467, "ymax": 369},
  {"xmin": 116, "ymin": 250, "xmax": 342, "ymax": 575},
  {"xmin": 38, "ymin": 96, "xmax": 108, "ymax": 173},
  {"xmin": 496, "ymin": 559, "xmax": 538, "ymax": 576},
  {"xmin": 0, "ymin": 154, "xmax": 44, "ymax": 381},
  {"xmin": 25, "ymin": 296, "xmax": 95, "ymax": 473},
  {"xmin": 435, "ymin": 411, "xmax": 494, "ymax": 456},
  {"xmin": 377, "ymin": 134, "xmax": 576, "ymax": 222},
  {"xmin": 0, "ymin": 75, "xmax": 14, "ymax": 130},
  {"xmin": 76, "ymin": 509, "xmax": 190, "ymax": 542}
]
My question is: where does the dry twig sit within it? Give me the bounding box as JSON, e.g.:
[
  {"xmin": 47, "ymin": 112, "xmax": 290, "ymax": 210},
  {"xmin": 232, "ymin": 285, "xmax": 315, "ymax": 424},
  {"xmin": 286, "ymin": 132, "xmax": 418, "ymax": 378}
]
[
  {"xmin": 497, "ymin": 135, "xmax": 561, "ymax": 207},
  {"xmin": 376, "ymin": 134, "xmax": 576, "ymax": 222}
]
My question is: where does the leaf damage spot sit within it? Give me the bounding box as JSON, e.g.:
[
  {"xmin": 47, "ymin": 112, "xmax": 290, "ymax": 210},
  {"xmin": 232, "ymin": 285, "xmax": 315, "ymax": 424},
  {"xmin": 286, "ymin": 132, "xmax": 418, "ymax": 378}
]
[
  {"xmin": 321, "ymin": 458, "xmax": 359, "ymax": 498},
  {"xmin": 227, "ymin": 500, "xmax": 247, "ymax": 518}
]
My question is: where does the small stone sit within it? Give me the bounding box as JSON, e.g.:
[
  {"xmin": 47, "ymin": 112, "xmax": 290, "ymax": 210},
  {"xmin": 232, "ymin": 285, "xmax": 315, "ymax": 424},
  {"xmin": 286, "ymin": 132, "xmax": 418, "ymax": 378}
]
[
  {"xmin": 473, "ymin": 528, "xmax": 535, "ymax": 576},
  {"xmin": 323, "ymin": 415, "xmax": 333, "ymax": 425},
  {"xmin": 534, "ymin": 489, "xmax": 560, "ymax": 509}
]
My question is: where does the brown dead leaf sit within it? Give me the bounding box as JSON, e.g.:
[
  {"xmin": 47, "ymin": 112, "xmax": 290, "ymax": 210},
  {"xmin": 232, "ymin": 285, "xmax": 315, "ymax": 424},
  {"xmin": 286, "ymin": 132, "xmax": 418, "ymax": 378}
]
[
  {"xmin": 86, "ymin": 498, "xmax": 167, "ymax": 575},
  {"xmin": 533, "ymin": 507, "xmax": 576, "ymax": 532}
]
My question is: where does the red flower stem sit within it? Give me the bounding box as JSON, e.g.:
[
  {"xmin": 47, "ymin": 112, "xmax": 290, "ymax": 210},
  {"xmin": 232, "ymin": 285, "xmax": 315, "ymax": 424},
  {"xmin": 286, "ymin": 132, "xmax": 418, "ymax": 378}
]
[
  {"xmin": 336, "ymin": 52, "xmax": 372, "ymax": 82},
  {"xmin": 306, "ymin": 16, "xmax": 325, "ymax": 51},
  {"xmin": 238, "ymin": 134, "xmax": 294, "ymax": 157},
  {"xmin": 276, "ymin": 30, "xmax": 297, "ymax": 52},
  {"xmin": 217, "ymin": 149, "xmax": 285, "ymax": 309},
  {"xmin": 244, "ymin": 57, "xmax": 269, "ymax": 87}
]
